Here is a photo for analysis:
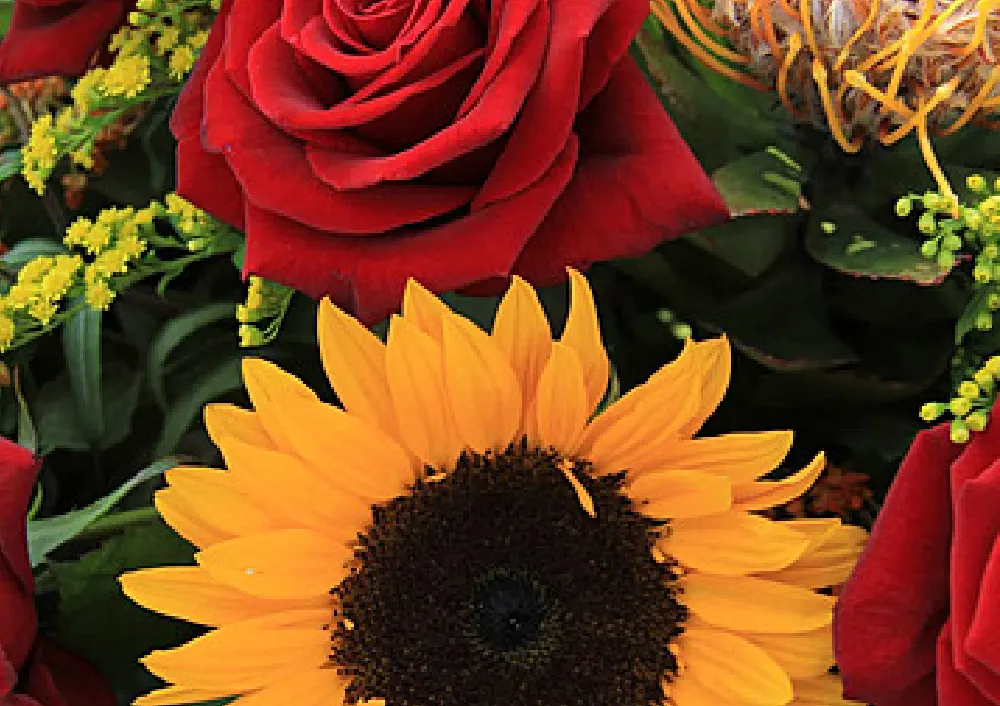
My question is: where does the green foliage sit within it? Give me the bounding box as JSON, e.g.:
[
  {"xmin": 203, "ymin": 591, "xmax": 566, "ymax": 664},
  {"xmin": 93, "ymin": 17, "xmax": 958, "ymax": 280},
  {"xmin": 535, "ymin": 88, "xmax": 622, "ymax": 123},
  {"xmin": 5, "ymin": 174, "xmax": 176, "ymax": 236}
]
[{"xmin": 47, "ymin": 521, "xmax": 200, "ymax": 702}]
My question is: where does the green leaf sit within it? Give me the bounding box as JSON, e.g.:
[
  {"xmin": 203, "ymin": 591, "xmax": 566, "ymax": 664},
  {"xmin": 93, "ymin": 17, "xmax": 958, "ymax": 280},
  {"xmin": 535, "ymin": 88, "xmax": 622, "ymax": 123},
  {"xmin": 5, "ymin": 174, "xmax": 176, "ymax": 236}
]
[
  {"xmin": 153, "ymin": 357, "xmax": 243, "ymax": 457},
  {"xmin": 707, "ymin": 267, "xmax": 858, "ymax": 371},
  {"xmin": 686, "ymin": 213, "xmax": 797, "ymax": 278},
  {"xmin": 62, "ymin": 307, "xmax": 104, "ymax": 443},
  {"xmin": 956, "ymin": 287, "xmax": 990, "ymax": 345},
  {"xmin": 0, "ymin": 148, "xmax": 21, "ymax": 182},
  {"xmin": 28, "ymin": 456, "xmax": 180, "ymax": 566},
  {"xmin": 805, "ymin": 203, "xmax": 951, "ymax": 285},
  {"xmin": 12, "ymin": 370, "xmax": 36, "ymax": 454},
  {"xmin": 632, "ymin": 24, "xmax": 780, "ymax": 171},
  {"xmin": 147, "ymin": 303, "xmax": 236, "ymax": 409},
  {"xmin": 49, "ymin": 522, "xmax": 199, "ymax": 702},
  {"xmin": 712, "ymin": 151, "xmax": 803, "ymax": 217},
  {"xmin": 33, "ymin": 364, "xmax": 141, "ymax": 453},
  {"xmin": 2, "ymin": 238, "xmax": 67, "ymax": 267}
]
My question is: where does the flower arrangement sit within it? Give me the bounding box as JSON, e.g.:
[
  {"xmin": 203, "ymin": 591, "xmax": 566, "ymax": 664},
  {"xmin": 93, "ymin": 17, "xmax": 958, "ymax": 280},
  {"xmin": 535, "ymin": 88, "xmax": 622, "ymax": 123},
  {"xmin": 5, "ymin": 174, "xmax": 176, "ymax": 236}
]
[{"xmin": 0, "ymin": 0, "xmax": 997, "ymax": 704}]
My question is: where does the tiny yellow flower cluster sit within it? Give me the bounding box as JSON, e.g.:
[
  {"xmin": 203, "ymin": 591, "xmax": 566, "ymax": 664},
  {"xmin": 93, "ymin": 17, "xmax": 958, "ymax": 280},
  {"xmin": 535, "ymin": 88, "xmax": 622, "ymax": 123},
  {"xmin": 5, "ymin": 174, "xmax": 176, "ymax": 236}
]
[
  {"xmin": 21, "ymin": 114, "xmax": 59, "ymax": 195},
  {"xmin": 0, "ymin": 204, "xmax": 162, "ymax": 352},
  {"xmin": 20, "ymin": 0, "xmax": 218, "ymax": 194},
  {"xmin": 913, "ymin": 175, "xmax": 1000, "ymax": 441},
  {"xmin": 65, "ymin": 204, "xmax": 158, "ymax": 311},
  {"xmin": 236, "ymin": 276, "xmax": 295, "ymax": 347},
  {"xmin": 0, "ymin": 253, "xmax": 83, "ymax": 344}
]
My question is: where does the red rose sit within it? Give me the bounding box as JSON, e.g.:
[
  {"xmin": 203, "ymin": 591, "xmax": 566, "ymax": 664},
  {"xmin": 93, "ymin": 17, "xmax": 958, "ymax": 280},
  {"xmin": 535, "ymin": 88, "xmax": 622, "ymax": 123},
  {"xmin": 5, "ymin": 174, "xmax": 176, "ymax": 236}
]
[
  {"xmin": 174, "ymin": 0, "xmax": 728, "ymax": 323},
  {"xmin": 0, "ymin": 0, "xmax": 132, "ymax": 82},
  {"xmin": 834, "ymin": 404, "xmax": 1000, "ymax": 705},
  {"xmin": 0, "ymin": 437, "xmax": 114, "ymax": 706}
]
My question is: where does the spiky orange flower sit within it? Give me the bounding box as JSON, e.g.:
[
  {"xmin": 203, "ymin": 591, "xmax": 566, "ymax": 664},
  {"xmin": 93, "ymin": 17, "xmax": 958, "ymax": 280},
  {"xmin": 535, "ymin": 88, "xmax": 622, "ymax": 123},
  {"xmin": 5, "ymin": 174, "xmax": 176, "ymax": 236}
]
[
  {"xmin": 652, "ymin": 0, "xmax": 1000, "ymax": 207},
  {"xmin": 121, "ymin": 271, "xmax": 865, "ymax": 706}
]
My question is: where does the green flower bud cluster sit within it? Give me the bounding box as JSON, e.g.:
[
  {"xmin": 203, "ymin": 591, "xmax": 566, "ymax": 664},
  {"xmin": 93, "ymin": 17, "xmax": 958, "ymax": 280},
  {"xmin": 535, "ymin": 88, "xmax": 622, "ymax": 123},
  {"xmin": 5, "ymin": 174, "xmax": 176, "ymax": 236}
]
[
  {"xmin": 910, "ymin": 174, "xmax": 1000, "ymax": 441},
  {"xmin": 237, "ymin": 277, "xmax": 296, "ymax": 347}
]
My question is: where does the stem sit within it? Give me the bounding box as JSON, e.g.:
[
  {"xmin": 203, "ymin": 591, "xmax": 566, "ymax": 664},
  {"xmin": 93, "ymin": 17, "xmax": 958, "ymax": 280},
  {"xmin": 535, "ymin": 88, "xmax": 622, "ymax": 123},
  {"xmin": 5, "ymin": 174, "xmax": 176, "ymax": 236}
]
[
  {"xmin": 77, "ymin": 505, "xmax": 159, "ymax": 539},
  {"xmin": 0, "ymin": 86, "xmax": 69, "ymax": 235}
]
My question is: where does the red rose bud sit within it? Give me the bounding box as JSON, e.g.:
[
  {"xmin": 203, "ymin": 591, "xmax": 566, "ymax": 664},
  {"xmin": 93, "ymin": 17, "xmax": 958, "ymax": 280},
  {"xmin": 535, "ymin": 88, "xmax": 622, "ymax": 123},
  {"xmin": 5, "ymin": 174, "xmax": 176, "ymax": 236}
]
[
  {"xmin": 0, "ymin": 437, "xmax": 114, "ymax": 706},
  {"xmin": 0, "ymin": 0, "xmax": 133, "ymax": 82},
  {"xmin": 835, "ymin": 399, "xmax": 1000, "ymax": 705},
  {"xmin": 174, "ymin": 0, "xmax": 729, "ymax": 324}
]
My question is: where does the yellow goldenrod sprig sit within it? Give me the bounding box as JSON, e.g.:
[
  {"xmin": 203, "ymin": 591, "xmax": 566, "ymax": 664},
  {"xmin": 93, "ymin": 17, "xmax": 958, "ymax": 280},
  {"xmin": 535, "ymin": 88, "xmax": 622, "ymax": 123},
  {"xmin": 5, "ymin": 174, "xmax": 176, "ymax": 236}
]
[
  {"xmin": 911, "ymin": 173, "xmax": 1000, "ymax": 441},
  {"xmin": 0, "ymin": 194, "xmax": 241, "ymax": 354},
  {"xmin": 20, "ymin": 0, "xmax": 217, "ymax": 195}
]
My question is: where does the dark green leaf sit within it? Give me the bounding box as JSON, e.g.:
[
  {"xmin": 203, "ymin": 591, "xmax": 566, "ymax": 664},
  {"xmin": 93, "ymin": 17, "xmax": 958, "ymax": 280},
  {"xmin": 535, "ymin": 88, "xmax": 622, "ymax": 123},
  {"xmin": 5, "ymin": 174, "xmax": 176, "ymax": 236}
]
[
  {"xmin": 153, "ymin": 357, "xmax": 243, "ymax": 457},
  {"xmin": 34, "ymin": 364, "xmax": 141, "ymax": 453},
  {"xmin": 2, "ymin": 238, "xmax": 67, "ymax": 267},
  {"xmin": 147, "ymin": 303, "xmax": 236, "ymax": 409},
  {"xmin": 28, "ymin": 457, "xmax": 179, "ymax": 566},
  {"xmin": 712, "ymin": 151, "xmax": 803, "ymax": 217},
  {"xmin": 686, "ymin": 214, "xmax": 797, "ymax": 278},
  {"xmin": 50, "ymin": 522, "xmax": 199, "ymax": 702},
  {"xmin": 63, "ymin": 307, "xmax": 104, "ymax": 443},
  {"xmin": 805, "ymin": 203, "xmax": 951, "ymax": 285},
  {"xmin": 707, "ymin": 268, "xmax": 858, "ymax": 371},
  {"xmin": 0, "ymin": 148, "xmax": 21, "ymax": 181}
]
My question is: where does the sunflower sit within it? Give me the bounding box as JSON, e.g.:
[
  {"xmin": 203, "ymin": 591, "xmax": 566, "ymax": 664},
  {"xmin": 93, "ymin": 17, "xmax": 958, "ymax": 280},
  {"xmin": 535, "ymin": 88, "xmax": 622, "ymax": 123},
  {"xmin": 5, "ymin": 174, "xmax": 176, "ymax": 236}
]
[{"xmin": 121, "ymin": 270, "xmax": 866, "ymax": 706}]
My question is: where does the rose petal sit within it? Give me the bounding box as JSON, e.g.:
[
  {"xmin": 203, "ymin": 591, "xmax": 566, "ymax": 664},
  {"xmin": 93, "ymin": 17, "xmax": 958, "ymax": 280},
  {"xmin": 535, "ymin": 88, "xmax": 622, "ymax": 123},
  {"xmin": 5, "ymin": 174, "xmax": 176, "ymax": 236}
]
[
  {"xmin": 22, "ymin": 638, "xmax": 116, "ymax": 706},
  {"xmin": 243, "ymin": 133, "xmax": 578, "ymax": 323},
  {"xmin": 938, "ymin": 622, "xmax": 996, "ymax": 706},
  {"xmin": 474, "ymin": 0, "xmax": 644, "ymax": 209},
  {"xmin": 508, "ymin": 60, "xmax": 728, "ymax": 283},
  {"xmin": 302, "ymin": 0, "xmax": 547, "ymax": 187},
  {"xmin": 202, "ymin": 56, "xmax": 477, "ymax": 233},
  {"xmin": 0, "ymin": 0, "xmax": 129, "ymax": 82},
  {"xmin": 833, "ymin": 423, "xmax": 959, "ymax": 703},
  {"xmin": 949, "ymin": 458, "xmax": 1000, "ymax": 700}
]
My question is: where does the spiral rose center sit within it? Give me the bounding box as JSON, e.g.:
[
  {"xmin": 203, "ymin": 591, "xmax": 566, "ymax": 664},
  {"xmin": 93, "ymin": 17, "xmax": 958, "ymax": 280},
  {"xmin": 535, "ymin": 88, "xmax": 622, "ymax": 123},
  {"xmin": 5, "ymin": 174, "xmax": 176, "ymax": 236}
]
[{"xmin": 333, "ymin": 0, "xmax": 413, "ymax": 50}]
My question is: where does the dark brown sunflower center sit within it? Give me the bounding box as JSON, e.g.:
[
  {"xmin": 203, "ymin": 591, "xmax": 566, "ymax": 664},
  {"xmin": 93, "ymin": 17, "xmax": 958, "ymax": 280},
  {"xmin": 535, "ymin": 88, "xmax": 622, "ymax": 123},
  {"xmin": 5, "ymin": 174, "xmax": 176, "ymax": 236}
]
[{"xmin": 329, "ymin": 442, "xmax": 686, "ymax": 706}]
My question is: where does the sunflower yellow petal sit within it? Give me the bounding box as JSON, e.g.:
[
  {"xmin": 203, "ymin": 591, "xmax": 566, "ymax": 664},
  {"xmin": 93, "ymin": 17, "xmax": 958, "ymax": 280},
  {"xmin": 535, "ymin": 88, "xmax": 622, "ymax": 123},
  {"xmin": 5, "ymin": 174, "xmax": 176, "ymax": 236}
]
[
  {"xmin": 581, "ymin": 342, "xmax": 701, "ymax": 475},
  {"xmin": 675, "ymin": 337, "xmax": 731, "ymax": 438},
  {"xmin": 560, "ymin": 269, "xmax": 609, "ymax": 414},
  {"xmin": 759, "ymin": 521, "xmax": 867, "ymax": 588},
  {"xmin": 154, "ymin": 487, "xmax": 234, "ymax": 549},
  {"xmin": 260, "ymin": 393, "xmax": 414, "ymax": 499},
  {"xmin": 120, "ymin": 566, "xmax": 322, "ymax": 627},
  {"xmin": 441, "ymin": 315, "xmax": 521, "ymax": 452},
  {"xmin": 791, "ymin": 675, "xmax": 862, "ymax": 705},
  {"xmin": 318, "ymin": 298, "xmax": 397, "ymax": 437},
  {"xmin": 221, "ymin": 437, "xmax": 374, "ymax": 537},
  {"xmin": 680, "ymin": 627, "xmax": 793, "ymax": 706},
  {"xmin": 241, "ymin": 359, "xmax": 318, "ymax": 451},
  {"xmin": 141, "ymin": 610, "xmax": 330, "ymax": 691},
  {"xmin": 402, "ymin": 278, "xmax": 455, "ymax": 343},
  {"xmin": 204, "ymin": 403, "xmax": 276, "ymax": 451},
  {"xmin": 163, "ymin": 467, "xmax": 283, "ymax": 538},
  {"xmin": 133, "ymin": 685, "xmax": 234, "ymax": 706},
  {"xmin": 646, "ymin": 431, "xmax": 795, "ymax": 484},
  {"xmin": 492, "ymin": 276, "xmax": 553, "ymax": 411},
  {"xmin": 733, "ymin": 453, "xmax": 825, "ymax": 512},
  {"xmin": 627, "ymin": 470, "xmax": 732, "ymax": 519},
  {"xmin": 665, "ymin": 512, "xmax": 810, "ymax": 575},
  {"xmin": 745, "ymin": 627, "xmax": 835, "ymax": 679},
  {"xmin": 682, "ymin": 573, "xmax": 834, "ymax": 633},
  {"xmin": 668, "ymin": 673, "xmax": 743, "ymax": 705},
  {"xmin": 197, "ymin": 529, "xmax": 353, "ymax": 600},
  {"xmin": 528, "ymin": 342, "xmax": 587, "ymax": 453},
  {"xmin": 235, "ymin": 668, "xmax": 347, "ymax": 706},
  {"xmin": 385, "ymin": 314, "xmax": 463, "ymax": 468}
]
